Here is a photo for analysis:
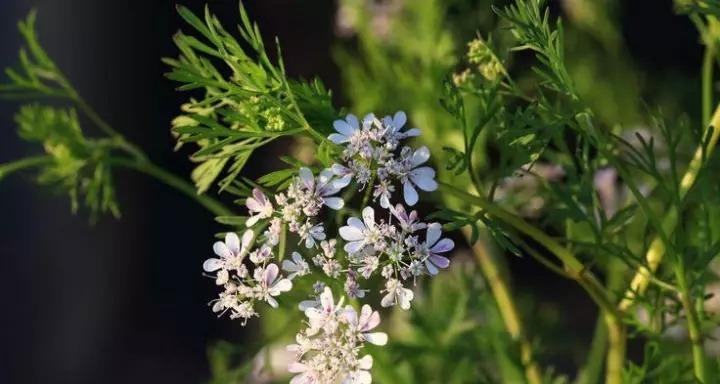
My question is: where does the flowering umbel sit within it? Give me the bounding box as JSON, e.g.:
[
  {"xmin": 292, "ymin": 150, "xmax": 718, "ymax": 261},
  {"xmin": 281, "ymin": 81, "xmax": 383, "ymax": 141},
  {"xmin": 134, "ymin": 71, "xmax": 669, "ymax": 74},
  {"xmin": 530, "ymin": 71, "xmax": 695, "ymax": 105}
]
[
  {"xmin": 287, "ymin": 288, "xmax": 387, "ymax": 384},
  {"xmin": 201, "ymin": 111, "xmax": 453, "ymax": 381}
]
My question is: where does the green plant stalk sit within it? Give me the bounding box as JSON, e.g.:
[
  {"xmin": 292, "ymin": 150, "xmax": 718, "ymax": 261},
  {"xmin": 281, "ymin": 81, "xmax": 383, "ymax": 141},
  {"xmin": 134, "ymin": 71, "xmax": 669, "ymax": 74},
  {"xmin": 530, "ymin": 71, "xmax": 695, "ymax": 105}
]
[
  {"xmin": 108, "ymin": 156, "xmax": 233, "ymax": 217},
  {"xmin": 443, "ymin": 183, "xmax": 624, "ymax": 383},
  {"xmin": 0, "ymin": 155, "xmax": 52, "ymax": 180},
  {"xmin": 703, "ymin": 44, "xmax": 715, "ymax": 126},
  {"xmin": 462, "ymin": 227, "xmax": 543, "ymax": 384},
  {"xmin": 677, "ymin": 267, "xmax": 707, "ymax": 382},
  {"xmin": 618, "ymin": 103, "xmax": 720, "ymax": 312},
  {"xmin": 603, "ymin": 312, "xmax": 626, "ymax": 384}
]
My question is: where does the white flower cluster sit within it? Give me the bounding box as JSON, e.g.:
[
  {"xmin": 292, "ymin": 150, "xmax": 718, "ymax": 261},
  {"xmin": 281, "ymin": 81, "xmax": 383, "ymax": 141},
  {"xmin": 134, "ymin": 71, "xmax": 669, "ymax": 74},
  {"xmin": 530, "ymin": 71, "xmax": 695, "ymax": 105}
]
[
  {"xmin": 287, "ymin": 287, "xmax": 387, "ymax": 384},
  {"xmin": 329, "ymin": 111, "xmax": 437, "ymax": 207},
  {"xmin": 201, "ymin": 111, "xmax": 453, "ymax": 383},
  {"xmin": 202, "ymin": 230, "xmax": 292, "ymax": 324},
  {"xmin": 339, "ymin": 205, "xmax": 454, "ymax": 309}
]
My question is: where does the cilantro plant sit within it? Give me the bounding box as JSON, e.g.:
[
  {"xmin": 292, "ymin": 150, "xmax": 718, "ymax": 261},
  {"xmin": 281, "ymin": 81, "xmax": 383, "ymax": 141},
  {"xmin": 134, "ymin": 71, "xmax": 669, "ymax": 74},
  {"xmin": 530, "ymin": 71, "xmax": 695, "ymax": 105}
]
[{"xmin": 4, "ymin": 1, "xmax": 720, "ymax": 383}]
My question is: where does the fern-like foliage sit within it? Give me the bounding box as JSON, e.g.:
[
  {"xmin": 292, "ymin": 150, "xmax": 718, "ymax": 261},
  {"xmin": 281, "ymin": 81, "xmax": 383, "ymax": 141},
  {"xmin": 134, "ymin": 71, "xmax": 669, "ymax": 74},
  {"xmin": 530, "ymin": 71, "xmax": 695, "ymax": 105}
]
[{"xmin": 165, "ymin": 4, "xmax": 338, "ymax": 194}]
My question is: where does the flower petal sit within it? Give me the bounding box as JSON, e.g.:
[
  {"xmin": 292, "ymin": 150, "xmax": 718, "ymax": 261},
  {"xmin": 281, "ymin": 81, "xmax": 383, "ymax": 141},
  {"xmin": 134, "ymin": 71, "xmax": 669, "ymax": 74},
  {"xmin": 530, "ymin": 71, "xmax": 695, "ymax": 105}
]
[
  {"xmin": 426, "ymin": 223, "xmax": 442, "ymax": 247},
  {"xmin": 364, "ymin": 332, "xmax": 388, "ymax": 346},
  {"xmin": 298, "ymin": 167, "xmax": 315, "ymax": 190},
  {"xmin": 393, "ymin": 111, "xmax": 407, "ymax": 128},
  {"xmin": 203, "ymin": 258, "xmax": 223, "ymax": 272},
  {"xmin": 403, "ymin": 181, "xmax": 419, "ymax": 206},
  {"xmin": 270, "ymin": 278, "xmax": 293, "ymax": 295},
  {"xmin": 362, "ymin": 206, "xmax": 375, "ymax": 228},
  {"xmin": 430, "ymin": 254, "xmax": 451, "ymax": 269},
  {"xmin": 225, "ymin": 232, "xmax": 240, "ymax": 254},
  {"xmin": 264, "ymin": 263, "xmax": 279, "ymax": 286},
  {"xmin": 431, "ymin": 238, "xmax": 455, "ymax": 254},
  {"xmin": 344, "ymin": 240, "xmax": 365, "ymax": 254},
  {"xmin": 346, "ymin": 114, "xmax": 360, "ymax": 129},
  {"xmin": 403, "ymin": 128, "xmax": 421, "ymax": 137},
  {"xmin": 329, "ymin": 133, "xmax": 349, "ymax": 144},
  {"xmin": 380, "ymin": 292, "xmax": 395, "ymax": 307},
  {"xmin": 334, "ymin": 119, "xmax": 356, "ymax": 136},
  {"xmin": 409, "ymin": 167, "xmax": 437, "ymax": 191},
  {"xmin": 425, "ymin": 259, "xmax": 439, "ymax": 275},
  {"xmin": 339, "ymin": 225, "xmax": 364, "ymax": 241},
  {"xmin": 323, "ymin": 197, "xmax": 345, "ymax": 210},
  {"xmin": 411, "ymin": 146, "xmax": 430, "ymax": 167},
  {"xmin": 213, "ymin": 241, "xmax": 231, "ymax": 258},
  {"xmin": 320, "ymin": 287, "xmax": 334, "ymax": 311},
  {"xmin": 241, "ymin": 230, "xmax": 254, "ymax": 252}
]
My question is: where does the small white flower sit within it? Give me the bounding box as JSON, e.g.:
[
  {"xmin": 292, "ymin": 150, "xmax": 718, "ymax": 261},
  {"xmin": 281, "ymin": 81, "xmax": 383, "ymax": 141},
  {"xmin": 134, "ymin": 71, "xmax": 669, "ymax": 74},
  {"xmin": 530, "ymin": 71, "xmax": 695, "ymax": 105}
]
[
  {"xmin": 382, "ymin": 111, "xmax": 420, "ymax": 142},
  {"xmin": 381, "ymin": 278, "xmax": 414, "ymax": 310},
  {"xmin": 254, "ymin": 263, "xmax": 292, "ymax": 308},
  {"xmin": 400, "ymin": 146, "xmax": 438, "ymax": 206},
  {"xmin": 299, "ymin": 167, "xmax": 348, "ymax": 210},
  {"xmin": 300, "ymin": 222, "xmax": 326, "ymax": 248},
  {"xmin": 282, "ymin": 252, "xmax": 310, "ymax": 280},
  {"xmin": 305, "ymin": 287, "xmax": 344, "ymax": 335},
  {"xmin": 420, "ymin": 223, "xmax": 454, "ymax": 275},
  {"xmin": 390, "ymin": 203, "xmax": 426, "ymax": 232},
  {"xmin": 203, "ymin": 230, "xmax": 253, "ymax": 284},
  {"xmin": 245, "ymin": 188, "xmax": 274, "ymax": 227},
  {"xmin": 343, "ymin": 355, "xmax": 374, "ymax": 384},
  {"xmin": 344, "ymin": 304, "xmax": 388, "ymax": 346},
  {"xmin": 328, "ymin": 113, "xmax": 361, "ymax": 144},
  {"xmin": 339, "ymin": 207, "xmax": 383, "ymax": 254},
  {"xmin": 249, "ymin": 244, "xmax": 272, "ymax": 265}
]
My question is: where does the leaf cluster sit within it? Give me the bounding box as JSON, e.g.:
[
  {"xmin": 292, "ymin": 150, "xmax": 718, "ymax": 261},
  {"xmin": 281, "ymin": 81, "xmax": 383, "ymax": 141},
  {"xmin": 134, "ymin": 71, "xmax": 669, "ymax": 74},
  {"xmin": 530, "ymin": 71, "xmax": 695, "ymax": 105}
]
[{"xmin": 165, "ymin": 4, "xmax": 338, "ymax": 194}]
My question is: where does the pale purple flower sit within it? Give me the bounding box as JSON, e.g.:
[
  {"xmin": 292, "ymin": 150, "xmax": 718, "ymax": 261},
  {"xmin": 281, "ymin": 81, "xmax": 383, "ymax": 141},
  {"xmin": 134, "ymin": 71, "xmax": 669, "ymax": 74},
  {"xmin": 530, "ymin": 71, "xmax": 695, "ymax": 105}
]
[
  {"xmin": 282, "ymin": 252, "xmax": 310, "ymax": 280},
  {"xmin": 390, "ymin": 203, "xmax": 426, "ymax": 232},
  {"xmin": 245, "ymin": 188, "xmax": 273, "ymax": 227},
  {"xmin": 301, "ymin": 223, "xmax": 326, "ymax": 248},
  {"xmin": 299, "ymin": 167, "xmax": 348, "ymax": 210},
  {"xmin": 382, "ymin": 111, "xmax": 420, "ymax": 141},
  {"xmin": 254, "ymin": 263, "xmax": 292, "ymax": 308},
  {"xmin": 203, "ymin": 230, "xmax": 253, "ymax": 284},
  {"xmin": 328, "ymin": 114, "xmax": 361, "ymax": 144},
  {"xmin": 420, "ymin": 223, "xmax": 454, "ymax": 275},
  {"xmin": 381, "ymin": 278, "xmax": 414, "ymax": 310},
  {"xmin": 339, "ymin": 207, "xmax": 382, "ymax": 254},
  {"xmin": 400, "ymin": 146, "xmax": 437, "ymax": 206},
  {"xmin": 305, "ymin": 287, "xmax": 344, "ymax": 335},
  {"xmin": 344, "ymin": 304, "xmax": 388, "ymax": 346}
]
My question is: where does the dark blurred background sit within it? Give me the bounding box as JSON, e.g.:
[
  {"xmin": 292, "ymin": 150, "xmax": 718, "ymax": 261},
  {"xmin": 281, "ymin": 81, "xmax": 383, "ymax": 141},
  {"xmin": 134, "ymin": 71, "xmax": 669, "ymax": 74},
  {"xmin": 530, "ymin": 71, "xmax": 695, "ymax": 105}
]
[{"xmin": 0, "ymin": 1, "xmax": 701, "ymax": 383}]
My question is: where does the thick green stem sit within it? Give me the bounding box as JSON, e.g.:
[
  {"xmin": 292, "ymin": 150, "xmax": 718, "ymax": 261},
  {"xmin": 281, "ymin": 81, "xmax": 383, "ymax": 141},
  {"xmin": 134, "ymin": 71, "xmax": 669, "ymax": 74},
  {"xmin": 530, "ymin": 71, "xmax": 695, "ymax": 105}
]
[
  {"xmin": 462, "ymin": 227, "xmax": 543, "ymax": 384},
  {"xmin": 108, "ymin": 157, "xmax": 233, "ymax": 217},
  {"xmin": 604, "ymin": 313, "xmax": 626, "ymax": 384}
]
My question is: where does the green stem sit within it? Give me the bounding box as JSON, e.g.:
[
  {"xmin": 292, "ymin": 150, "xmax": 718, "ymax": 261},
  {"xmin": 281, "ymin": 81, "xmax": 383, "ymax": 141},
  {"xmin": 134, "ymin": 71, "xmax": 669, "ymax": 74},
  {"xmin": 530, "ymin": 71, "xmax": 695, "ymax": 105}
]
[
  {"xmin": 703, "ymin": 44, "xmax": 715, "ymax": 126},
  {"xmin": 108, "ymin": 157, "xmax": 233, "ymax": 217},
  {"xmin": 462, "ymin": 227, "xmax": 543, "ymax": 384},
  {"xmin": 0, "ymin": 155, "xmax": 52, "ymax": 180},
  {"xmin": 440, "ymin": 182, "xmax": 620, "ymax": 319},
  {"xmin": 676, "ymin": 266, "xmax": 708, "ymax": 382},
  {"xmin": 619, "ymin": 103, "xmax": 720, "ymax": 311}
]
